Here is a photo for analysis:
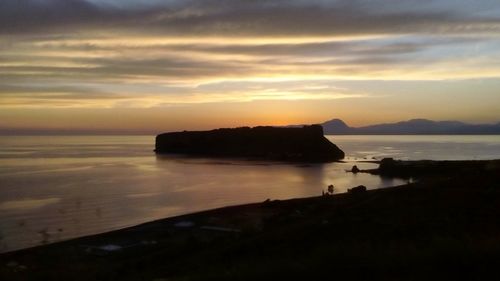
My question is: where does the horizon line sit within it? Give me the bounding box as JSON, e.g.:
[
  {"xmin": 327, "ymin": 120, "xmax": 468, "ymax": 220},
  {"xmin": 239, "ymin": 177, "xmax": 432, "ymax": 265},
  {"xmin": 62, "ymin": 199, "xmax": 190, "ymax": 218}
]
[{"xmin": 1, "ymin": 118, "xmax": 499, "ymax": 136}]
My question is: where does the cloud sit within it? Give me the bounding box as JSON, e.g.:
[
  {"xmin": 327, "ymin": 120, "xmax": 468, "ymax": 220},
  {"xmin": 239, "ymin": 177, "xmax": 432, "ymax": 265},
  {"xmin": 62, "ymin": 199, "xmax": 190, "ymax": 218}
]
[
  {"xmin": 1, "ymin": 0, "xmax": 499, "ymax": 36},
  {"xmin": 0, "ymin": 78, "xmax": 369, "ymax": 108},
  {"xmin": 1, "ymin": 0, "xmax": 499, "ymax": 111}
]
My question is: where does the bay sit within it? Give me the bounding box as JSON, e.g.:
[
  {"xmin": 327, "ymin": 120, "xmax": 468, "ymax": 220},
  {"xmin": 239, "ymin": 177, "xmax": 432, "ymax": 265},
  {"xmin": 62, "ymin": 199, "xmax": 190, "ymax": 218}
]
[{"xmin": 1, "ymin": 134, "xmax": 499, "ymax": 252}]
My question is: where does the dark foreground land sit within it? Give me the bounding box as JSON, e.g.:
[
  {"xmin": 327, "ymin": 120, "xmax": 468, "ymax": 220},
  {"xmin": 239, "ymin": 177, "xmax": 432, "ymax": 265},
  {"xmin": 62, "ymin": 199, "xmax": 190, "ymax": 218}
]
[{"xmin": 1, "ymin": 160, "xmax": 500, "ymax": 281}]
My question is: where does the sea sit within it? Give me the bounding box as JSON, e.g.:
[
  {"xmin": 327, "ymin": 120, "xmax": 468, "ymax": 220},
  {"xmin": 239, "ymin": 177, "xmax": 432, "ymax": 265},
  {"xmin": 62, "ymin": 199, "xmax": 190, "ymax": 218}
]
[{"xmin": 1, "ymin": 135, "xmax": 500, "ymax": 253}]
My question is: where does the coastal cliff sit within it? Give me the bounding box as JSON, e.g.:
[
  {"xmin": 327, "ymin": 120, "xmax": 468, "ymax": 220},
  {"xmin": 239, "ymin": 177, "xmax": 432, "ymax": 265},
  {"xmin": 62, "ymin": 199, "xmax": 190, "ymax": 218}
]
[{"xmin": 155, "ymin": 125, "xmax": 344, "ymax": 162}]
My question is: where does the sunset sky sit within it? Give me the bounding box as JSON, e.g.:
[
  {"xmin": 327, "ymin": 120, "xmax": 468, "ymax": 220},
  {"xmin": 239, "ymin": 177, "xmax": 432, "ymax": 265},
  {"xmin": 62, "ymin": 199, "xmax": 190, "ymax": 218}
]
[{"xmin": 1, "ymin": 0, "xmax": 500, "ymax": 133}]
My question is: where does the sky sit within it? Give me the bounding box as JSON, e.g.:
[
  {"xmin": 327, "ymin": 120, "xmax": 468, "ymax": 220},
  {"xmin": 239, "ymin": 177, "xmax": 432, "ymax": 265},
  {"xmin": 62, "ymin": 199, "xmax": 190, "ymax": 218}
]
[{"xmin": 1, "ymin": 0, "xmax": 500, "ymax": 134}]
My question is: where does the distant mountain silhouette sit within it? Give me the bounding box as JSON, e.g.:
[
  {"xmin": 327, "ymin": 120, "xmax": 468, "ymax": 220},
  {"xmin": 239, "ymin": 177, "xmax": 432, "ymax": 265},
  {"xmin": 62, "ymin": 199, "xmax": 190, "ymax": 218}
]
[
  {"xmin": 321, "ymin": 119, "xmax": 352, "ymax": 134},
  {"xmin": 321, "ymin": 118, "xmax": 500, "ymax": 135}
]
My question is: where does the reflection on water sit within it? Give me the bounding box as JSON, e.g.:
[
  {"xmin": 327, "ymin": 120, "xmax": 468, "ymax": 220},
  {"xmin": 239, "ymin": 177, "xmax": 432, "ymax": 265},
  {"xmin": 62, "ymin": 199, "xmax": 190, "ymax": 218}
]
[
  {"xmin": 0, "ymin": 198, "xmax": 61, "ymax": 211},
  {"xmin": 1, "ymin": 135, "xmax": 499, "ymax": 252},
  {"xmin": 330, "ymin": 135, "xmax": 500, "ymax": 161}
]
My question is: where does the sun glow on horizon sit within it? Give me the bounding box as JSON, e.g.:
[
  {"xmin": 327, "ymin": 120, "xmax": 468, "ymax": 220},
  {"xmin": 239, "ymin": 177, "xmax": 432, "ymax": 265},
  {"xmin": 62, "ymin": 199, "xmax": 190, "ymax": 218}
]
[{"xmin": 1, "ymin": 0, "xmax": 499, "ymax": 132}]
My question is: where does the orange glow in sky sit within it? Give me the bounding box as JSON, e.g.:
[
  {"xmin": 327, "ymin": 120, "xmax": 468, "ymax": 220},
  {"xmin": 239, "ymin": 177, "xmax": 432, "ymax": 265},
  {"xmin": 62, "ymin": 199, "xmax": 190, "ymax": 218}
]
[{"xmin": 1, "ymin": 0, "xmax": 500, "ymax": 133}]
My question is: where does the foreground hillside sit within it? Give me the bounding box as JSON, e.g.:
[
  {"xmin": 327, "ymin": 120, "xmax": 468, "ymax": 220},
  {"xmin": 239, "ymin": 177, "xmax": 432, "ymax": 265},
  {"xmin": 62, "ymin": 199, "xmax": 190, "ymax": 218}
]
[{"xmin": 1, "ymin": 161, "xmax": 500, "ymax": 281}]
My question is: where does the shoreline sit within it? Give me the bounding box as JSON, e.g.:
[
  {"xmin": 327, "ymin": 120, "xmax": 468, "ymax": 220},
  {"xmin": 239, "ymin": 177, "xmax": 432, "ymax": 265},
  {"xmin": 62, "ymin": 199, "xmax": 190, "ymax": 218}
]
[{"xmin": 2, "ymin": 159, "xmax": 500, "ymax": 280}]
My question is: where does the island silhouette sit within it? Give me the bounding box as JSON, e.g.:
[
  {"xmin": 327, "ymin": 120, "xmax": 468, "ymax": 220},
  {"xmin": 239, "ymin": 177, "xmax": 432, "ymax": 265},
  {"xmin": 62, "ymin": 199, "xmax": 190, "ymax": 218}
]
[{"xmin": 155, "ymin": 125, "xmax": 345, "ymax": 162}]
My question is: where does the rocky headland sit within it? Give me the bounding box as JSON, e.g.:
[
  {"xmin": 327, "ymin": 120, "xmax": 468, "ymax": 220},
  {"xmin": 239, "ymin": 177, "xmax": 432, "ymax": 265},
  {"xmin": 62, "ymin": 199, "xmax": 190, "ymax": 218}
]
[{"xmin": 155, "ymin": 125, "xmax": 345, "ymax": 162}]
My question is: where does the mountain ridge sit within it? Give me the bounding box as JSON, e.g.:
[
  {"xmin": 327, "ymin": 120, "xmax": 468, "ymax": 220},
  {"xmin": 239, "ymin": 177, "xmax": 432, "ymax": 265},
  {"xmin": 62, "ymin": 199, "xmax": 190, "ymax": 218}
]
[{"xmin": 320, "ymin": 118, "xmax": 500, "ymax": 135}]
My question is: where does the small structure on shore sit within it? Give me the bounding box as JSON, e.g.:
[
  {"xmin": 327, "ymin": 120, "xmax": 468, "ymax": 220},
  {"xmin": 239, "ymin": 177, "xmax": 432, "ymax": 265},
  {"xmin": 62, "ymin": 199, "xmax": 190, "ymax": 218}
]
[
  {"xmin": 351, "ymin": 165, "xmax": 360, "ymax": 173},
  {"xmin": 348, "ymin": 185, "xmax": 367, "ymax": 194},
  {"xmin": 322, "ymin": 184, "xmax": 335, "ymax": 196}
]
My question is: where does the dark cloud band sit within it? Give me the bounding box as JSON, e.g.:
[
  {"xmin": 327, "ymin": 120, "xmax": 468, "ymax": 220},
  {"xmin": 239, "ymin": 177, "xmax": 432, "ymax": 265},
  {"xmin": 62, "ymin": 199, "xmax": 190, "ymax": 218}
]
[{"xmin": 1, "ymin": 0, "xmax": 499, "ymax": 36}]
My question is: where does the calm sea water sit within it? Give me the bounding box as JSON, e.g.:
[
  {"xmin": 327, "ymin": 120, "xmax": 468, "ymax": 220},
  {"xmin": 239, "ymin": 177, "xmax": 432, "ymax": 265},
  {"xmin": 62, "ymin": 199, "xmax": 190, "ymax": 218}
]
[{"xmin": 1, "ymin": 135, "xmax": 499, "ymax": 253}]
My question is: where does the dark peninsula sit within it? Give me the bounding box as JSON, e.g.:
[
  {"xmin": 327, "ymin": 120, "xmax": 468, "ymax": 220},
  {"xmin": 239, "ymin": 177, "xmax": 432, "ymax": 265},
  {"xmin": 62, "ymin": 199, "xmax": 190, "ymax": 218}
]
[{"xmin": 155, "ymin": 125, "xmax": 345, "ymax": 162}]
